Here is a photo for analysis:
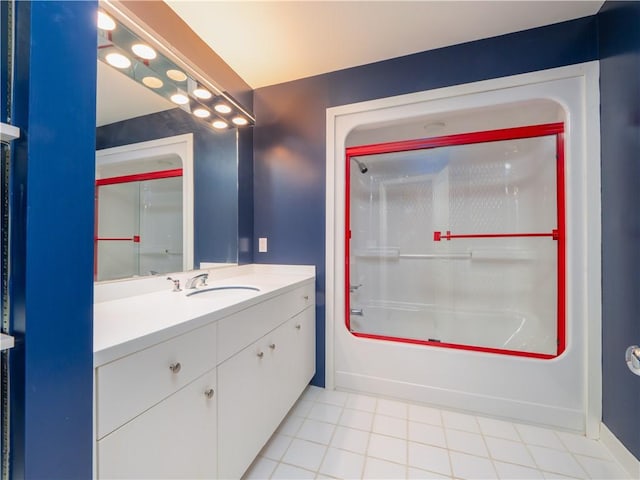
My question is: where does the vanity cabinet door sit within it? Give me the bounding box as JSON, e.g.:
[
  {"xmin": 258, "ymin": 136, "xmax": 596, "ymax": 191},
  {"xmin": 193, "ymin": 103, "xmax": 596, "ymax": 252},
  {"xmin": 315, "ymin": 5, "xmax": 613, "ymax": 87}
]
[
  {"xmin": 288, "ymin": 306, "xmax": 316, "ymax": 395},
  {"xmin": 217, "ymin": 305, "xmax": 316, "ymax": 479},
  {"xmin": 97, "ymin": 369, "xmax": 217, "ymax": 479},
  {"xmin": 217, "ymin": 335, "xmax": 276, "ymax": 479}
]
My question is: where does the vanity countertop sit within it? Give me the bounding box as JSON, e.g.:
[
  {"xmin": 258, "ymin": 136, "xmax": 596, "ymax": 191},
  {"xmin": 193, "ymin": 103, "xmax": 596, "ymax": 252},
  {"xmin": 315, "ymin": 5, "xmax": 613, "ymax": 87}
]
[{"xmin": 94, "ymin": 264, "xmax": 315, "ymax": 367}]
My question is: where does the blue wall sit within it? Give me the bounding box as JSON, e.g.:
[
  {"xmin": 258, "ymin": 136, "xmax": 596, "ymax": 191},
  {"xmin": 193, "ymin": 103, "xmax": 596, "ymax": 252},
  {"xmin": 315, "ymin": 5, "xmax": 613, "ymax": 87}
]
[
  {"xmin": 237, "ymin": 127, "xmax": 255, "ymax": 264},
  {"xmin": 96, "ymin": 109, "xmax": 240, "ymax": 266},
  {"xmin": 598, "ymin": 0, "xmax": 640, "ymax": 461},
  {"xmin": 11, "ymin": 1, "xmax": 96, "ymax": 477},
  {"xmin": 253, "ymin": 17, "xmax": 598, "ymax": 388}
]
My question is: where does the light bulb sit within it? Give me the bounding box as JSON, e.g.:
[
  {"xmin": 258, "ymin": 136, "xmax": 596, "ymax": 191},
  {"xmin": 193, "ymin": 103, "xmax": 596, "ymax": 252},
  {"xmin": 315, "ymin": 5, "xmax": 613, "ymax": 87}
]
[
  {"xmin": 214, "ymin": 103, "xmax": 232, "ymax": 114},
  {"xmin": 142, "ymin": 77, "xmax": 163, "ymax": 89},
  {"xmin": 193, "ymin": 88, "xmax": 212, "ymax": 100},
  {"xmin": 212, "ymin": 120, "xmax": 228, "ymax": 129},
  {"xmin": 105, "ymin": 53, "xmax": 131, "ymax": 69},
  {"xmin": 98, "ymin": 11, "xmax": 116, "ymax": 31},
  {"xmin": 170, "ymin": 93, "xmax": 189, "ymax": 105},
  {"xmin": 132, "ymin": 44, "xmax": 156, "ymax": 60},
  {"xmin": 232, "ymin": 116, "xmax": 248, "ymax": 126},
  {"xmin": 166, "ymin": 69, "xmax": 187, "ymax": 82},
  {"xmin": 193, "ymin": 108, "xmax": 210, "ymax": 118}
]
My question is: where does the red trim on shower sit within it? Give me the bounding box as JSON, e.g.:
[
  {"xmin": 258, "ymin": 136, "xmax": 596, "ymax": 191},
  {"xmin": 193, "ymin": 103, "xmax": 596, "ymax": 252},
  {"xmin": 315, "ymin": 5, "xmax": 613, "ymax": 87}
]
[
  {"xmin": 346, "ymin": 122, "xmax": 564, "ymax": 157},
  {"xmin": 353, "ymin": 332, "xmax": 557, "ymax": 360},
  {"xmin": 345, "ymin": 148, "xmax": 353, "ymax": 332},
  {"xmin": 345, "ymin": 122, "xmax": 566, "ymax": 359},
  {"xmin": 94, "ymin": 169, "xmax": 183, "ymax": 280},
  {"xmin": 96, "ymin": 168, "xmax": 183, "ymax": 186},
  {"xmin": 556, "ymin": 132, "xmax": 567, "ymax": 356}
]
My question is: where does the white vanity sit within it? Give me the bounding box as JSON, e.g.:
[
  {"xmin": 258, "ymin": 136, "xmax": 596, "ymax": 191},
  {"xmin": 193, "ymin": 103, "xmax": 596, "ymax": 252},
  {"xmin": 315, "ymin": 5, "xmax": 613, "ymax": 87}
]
[{"xmin": 93, "ymin": 264, "xmax": 316, "ymax": 479}]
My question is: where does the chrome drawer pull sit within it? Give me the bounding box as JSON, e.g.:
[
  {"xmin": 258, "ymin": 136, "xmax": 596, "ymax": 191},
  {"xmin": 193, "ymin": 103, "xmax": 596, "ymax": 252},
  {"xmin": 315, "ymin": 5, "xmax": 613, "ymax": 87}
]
[
  {"xmin": 303, "ymin": 295, "xmax": 309, "ymax": 300},
  {"xmin": 269, "ymin": 343, "xmax": 276, "ymax": 350},
  {"xmin": 295, "ymin": 324, "xmax": 301, "ymax": 330},
  {"xmin": 204, "ymin": 388, "xmax": 214, "ymax": 399},
  {"xmin": 257, "ymin": 351, "xmax": 264, "ymax": 358},
  {"xmin": 169, "ymin": 362, "xmax": 181, "ymax": 374}
]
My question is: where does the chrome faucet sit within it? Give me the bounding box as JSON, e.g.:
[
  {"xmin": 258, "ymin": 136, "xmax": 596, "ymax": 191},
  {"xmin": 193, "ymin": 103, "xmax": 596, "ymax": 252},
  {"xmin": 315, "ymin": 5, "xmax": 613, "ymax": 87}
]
[
  {"xmin": 186, "ymin": 273, "xmax": 209, "ymax": 289},
  {"xmin": 167, "ymin": 277, "xmax": 181, "ymax": 292}
]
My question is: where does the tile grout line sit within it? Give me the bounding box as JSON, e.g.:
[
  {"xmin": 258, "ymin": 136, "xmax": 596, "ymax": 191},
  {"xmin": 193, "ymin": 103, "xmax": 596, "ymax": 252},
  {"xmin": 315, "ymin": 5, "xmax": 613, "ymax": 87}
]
[{"xmin": 267, "ymin": 387, "xmax": 626, "ymax": 480}]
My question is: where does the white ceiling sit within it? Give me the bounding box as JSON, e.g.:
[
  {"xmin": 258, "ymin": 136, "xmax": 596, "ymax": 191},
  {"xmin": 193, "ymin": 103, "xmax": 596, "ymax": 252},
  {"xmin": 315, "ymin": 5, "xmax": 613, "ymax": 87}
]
[
  {"xmin": 165, "ymin": 0, "xmax": 604, "ymax": 89},
  {"xmin": 96, "ymin": 0, "xmax": 603, "ymax": 126}
]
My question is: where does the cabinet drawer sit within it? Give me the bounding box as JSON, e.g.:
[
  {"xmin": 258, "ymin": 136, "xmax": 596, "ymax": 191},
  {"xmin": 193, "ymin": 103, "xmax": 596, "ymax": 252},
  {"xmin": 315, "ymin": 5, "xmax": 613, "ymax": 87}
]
[
  {"xmin": 217, "ymin": 281, "xmax": 315, "ymax": 363},
  {"xmin": 96, "ymin": 322, "xmax": 217, "ymax": 439},
  {"xmin": 98, "ymin": 368, "xmax": 217, "ymax": 479}
]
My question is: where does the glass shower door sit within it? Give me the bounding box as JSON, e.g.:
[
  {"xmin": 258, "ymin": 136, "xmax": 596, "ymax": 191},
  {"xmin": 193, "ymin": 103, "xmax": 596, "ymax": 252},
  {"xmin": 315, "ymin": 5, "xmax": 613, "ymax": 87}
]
[
  {"xmin": 346, "ymin": 123, "xmax": 565, "ymax": 358},
  {"xmin": 95, "ymin": 172, "xmax": 183, "ymax": 281}
]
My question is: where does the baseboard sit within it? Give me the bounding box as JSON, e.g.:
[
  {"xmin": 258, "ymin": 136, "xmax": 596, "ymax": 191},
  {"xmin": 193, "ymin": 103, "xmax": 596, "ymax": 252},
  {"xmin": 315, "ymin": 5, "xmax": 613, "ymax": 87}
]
[
  {"xmin": 600, "ymin": 423, "xmax": 640, "ymax": 478},
  {"xmin": 335, "ymin": 371, "xmax": 584, "ymax": 432}
]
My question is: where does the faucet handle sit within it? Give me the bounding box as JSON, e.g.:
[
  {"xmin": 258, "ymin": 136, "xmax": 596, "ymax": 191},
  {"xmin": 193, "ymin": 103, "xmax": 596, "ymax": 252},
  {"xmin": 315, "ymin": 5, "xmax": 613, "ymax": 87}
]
[{"xmin": 166, "ymin": 277, "xmax": 181, "ymax": 292}]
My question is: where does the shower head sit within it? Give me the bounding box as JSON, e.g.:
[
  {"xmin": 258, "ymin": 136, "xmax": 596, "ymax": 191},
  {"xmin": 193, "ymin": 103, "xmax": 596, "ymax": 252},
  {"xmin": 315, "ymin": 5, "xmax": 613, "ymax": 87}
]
[{"xmin": 352, "ymin": 158, "xmax": 368, "ymax": 174}]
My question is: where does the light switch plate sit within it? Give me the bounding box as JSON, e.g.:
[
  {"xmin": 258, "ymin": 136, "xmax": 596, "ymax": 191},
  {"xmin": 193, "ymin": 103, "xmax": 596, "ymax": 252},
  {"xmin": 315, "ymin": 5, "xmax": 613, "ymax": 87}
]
[{"xmin": 258, "ymin": 237, "xmax": 268, "ymax": 253}]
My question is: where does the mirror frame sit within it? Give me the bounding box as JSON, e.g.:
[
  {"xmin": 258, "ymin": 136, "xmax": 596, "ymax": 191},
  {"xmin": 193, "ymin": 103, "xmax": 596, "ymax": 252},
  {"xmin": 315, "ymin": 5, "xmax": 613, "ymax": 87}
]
[{"xmin": 95, "ymin": 133, "xmax": 194, "ymax": 278}]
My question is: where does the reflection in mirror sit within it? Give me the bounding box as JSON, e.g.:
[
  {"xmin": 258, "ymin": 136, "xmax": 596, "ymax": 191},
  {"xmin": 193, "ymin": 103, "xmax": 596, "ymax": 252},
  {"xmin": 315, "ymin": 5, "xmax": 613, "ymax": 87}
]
[
  {"xmin": 95, "ymin": 6, "xmax": 247, "ymax": 282},
  {"xmin": 95, "ymin": 134, "xmax": 193, "ymax": 281}
]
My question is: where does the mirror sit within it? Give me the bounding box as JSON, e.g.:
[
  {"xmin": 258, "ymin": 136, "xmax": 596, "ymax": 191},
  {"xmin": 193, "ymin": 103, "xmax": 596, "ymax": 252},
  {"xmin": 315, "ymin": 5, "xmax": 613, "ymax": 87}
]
[{"xmin": 94, "ymin": 8, "xmax": 245, "ymax": 282}]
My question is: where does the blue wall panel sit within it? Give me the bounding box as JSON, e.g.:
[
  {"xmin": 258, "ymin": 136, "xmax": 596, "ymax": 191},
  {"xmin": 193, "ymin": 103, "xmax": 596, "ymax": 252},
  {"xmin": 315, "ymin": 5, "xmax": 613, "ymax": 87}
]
[
  {"xmin": 253, "ymin": 17, "xmax": 598, "ymax": 388},
  {"xmin": 598, "ymin": 0, "xmax": 640, "ymax": 461},
  {"xmin": 97, "ymin": 109, "xmax": 240, "ymax": 266},
  {"xmin": 238, "ymin": 127, "xmax": 254, "ymax": 264},
  {"xmin": 10, "ymin": 1, "xmax": 96, "ymax": 477}
]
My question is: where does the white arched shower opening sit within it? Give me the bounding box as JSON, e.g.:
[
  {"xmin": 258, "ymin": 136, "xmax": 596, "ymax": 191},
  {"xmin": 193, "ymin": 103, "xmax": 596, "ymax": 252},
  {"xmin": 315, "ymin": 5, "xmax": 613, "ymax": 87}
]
[{"xmin": 325, "ymin": 62, "xmax": 601, "ymax": 436}]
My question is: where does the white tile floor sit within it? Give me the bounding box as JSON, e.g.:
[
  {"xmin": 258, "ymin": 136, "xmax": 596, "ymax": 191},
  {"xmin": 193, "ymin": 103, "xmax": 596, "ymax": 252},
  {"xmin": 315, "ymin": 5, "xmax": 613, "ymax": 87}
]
[{"xmin": 243, "ymin": 386, "xmax": 632, "ymax": 480}]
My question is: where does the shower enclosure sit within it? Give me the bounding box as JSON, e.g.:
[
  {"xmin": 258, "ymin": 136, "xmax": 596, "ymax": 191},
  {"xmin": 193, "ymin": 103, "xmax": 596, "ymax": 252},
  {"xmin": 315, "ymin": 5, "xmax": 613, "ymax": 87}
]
[
  {"xmin": 346, "ymin": 123, "xmax": 565, "ymax": 358},
  {"xmin": 95, "ymin": 169, "xmax": 183, "ymax": 281}
]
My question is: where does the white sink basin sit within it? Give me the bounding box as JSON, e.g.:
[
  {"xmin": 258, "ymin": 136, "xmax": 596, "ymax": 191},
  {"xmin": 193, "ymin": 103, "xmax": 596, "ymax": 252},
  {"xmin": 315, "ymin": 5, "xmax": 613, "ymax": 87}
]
[{"xmin": 186, "ymin": 286, "xmax": 261, "ymax": 299}]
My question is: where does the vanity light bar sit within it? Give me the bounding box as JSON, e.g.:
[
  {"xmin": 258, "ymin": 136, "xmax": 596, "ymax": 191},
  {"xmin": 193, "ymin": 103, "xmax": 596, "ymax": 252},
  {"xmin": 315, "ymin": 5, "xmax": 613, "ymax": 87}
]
[{"xmin": 97, "ymin": 4, "xmax": 254, "ymax": 131}]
